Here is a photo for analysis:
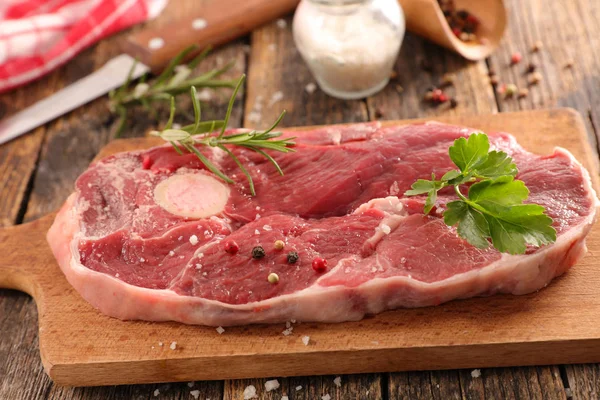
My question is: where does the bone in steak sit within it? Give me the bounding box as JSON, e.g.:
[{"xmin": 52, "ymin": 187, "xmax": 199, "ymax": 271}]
[{"xmin": 48, "ymin": 122, "xmax": 599, "ymax": 326}]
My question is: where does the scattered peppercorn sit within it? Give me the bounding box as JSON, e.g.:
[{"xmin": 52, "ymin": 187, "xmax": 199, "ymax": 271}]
[
  {"xmin": 312, "ymin": 257, "xmax": 328, "ymax": 273},
  {"xmin": 224, "ymin": 240, "xmax": 239, "ymax": 254},
  {"xmin": 489, "ymin": 75, "xmax": 499, "ymax": 86},
  {"xmin": 389, "ymin": 70, "xmax": 398, "ymax": 80},
  {"xmin": 528, "ymin": 72, "xmax": 542, "ymax": 85},
  {"xmin": 274, "ymin": 240, "xmax": 285, "ymax": 250},
  {"xmin": 518, "ymin": 88, "xmax": 529, "ymax": 98},
  {"xmin": 511, "ymin": 52, "xmax": 522, "ymax": 65},
  {"xmin": 564, "ymin": 60, "xmax": 574, "ymax": 69},
  {"xmin": 439, "ymin": 1, "xmax": 480, "ymax": 43},
  {"xmin": 395, "ymin": 84, "xmax": 404, "ymax": 93},
  {"xmin": 531, "ymin": 41, "xmax": 543, "ymax": 52},
  {"xmin": 525, "ymin": 63, "xmax": 536, "ymax": 74},
  {"xmin": 267, "ymin": 273, "xmax": 279, "ymax": 284},
  {"xmin": 252, "ymin": 245, "xmax": 266, "ymax": 259},
  {"xmin": 287, "ymin": 251, "xmax": 299, "ymax": 264},
  {"xmin": 440, "ymin": 73, "xmax": 455, "ymax": 87},
  {"xmin": 450, "ymin": 98, "xmax": 458, "ymax": 108},
  {"xmin": 505, "ymin": 83, "xmax": 518, "ymax": 97},
  {"xmin": 374, "ymin": 108, "xmax": 384, "ymax": 119},
  {"xmin": 424, "ymin": 87, "xmax": 450, "ymax": 105}
]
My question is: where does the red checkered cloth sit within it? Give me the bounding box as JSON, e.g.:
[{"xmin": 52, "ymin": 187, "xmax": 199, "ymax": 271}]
[{"xmin": 0, "ymin": 0, "xmax": 167, "ymax": 93}]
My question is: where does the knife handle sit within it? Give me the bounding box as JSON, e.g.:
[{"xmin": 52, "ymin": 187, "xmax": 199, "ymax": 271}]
[{"xmin": 124, "ymin": 0, "xmax": 300, "ymax": 73}]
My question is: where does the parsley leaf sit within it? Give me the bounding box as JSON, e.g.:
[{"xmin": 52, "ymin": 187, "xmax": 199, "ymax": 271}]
[
  {"xmin": 404, "ymin": 178, "xmax": 444, "ymax": 214},
  {"xmin": 405, "ymin": 132, "xmax": 556, "ymax": 254},
  {"xmin": 444, "ymin": 201, "xmax": 490, "ymax": 249},
  {"xmin": 473, "ymin": 150, "xmax": 518, "ymax": 179},
  {"xmin": 448, "ymin": 133, "xmax": 489, "ymax": 173}
]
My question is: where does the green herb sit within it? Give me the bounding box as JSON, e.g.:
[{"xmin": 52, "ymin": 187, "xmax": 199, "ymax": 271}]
[
  {"xmin": 405, "ymin": 133, "xmax": 556, "ymax": 254},
  {"xmin": 150, "ymin": 74, "xmax": 295, "ymax": 196},
  {"xmin": 109, "ymin": 46, "xmax": 238, "ymax": 135}
]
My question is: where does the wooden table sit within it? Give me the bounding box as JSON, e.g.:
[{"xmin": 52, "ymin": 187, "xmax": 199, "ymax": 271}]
[{"xmin": 1, "ymin": 0, "xmax": 599, "ymax": 398}]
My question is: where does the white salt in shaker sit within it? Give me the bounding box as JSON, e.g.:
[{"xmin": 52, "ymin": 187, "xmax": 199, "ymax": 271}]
[{"xmin": 293, "ymin": 0, "xmax": 405, "ymax": 100}]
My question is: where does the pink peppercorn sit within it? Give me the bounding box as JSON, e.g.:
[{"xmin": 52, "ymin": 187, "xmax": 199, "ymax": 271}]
[
  {"xmin": 224, "ymin": 240, "xmax": 239, "ymax": 254},
  {"xmin": 511, "ymin": 52, "xmax": 522, "ymax": 64},
  {"xmin": 312, "ymin": 257, "xmax": 328, "ymax": 273}
]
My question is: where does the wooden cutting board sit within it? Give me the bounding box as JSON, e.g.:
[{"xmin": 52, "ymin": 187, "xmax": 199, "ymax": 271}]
[{"xmin": 2, "ymin": 109, "xmax": 600, "ymax": 387}]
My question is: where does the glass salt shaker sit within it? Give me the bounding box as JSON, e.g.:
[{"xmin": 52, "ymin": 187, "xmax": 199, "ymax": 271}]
[{"xmin": 293, "ymin": 0, "xmax": 405, "ymax": 100}]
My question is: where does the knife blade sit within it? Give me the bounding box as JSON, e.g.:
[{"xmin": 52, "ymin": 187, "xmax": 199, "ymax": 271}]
[{"xmin": 0, "ymin": 0, "xmax": 299, "ymax": 146}]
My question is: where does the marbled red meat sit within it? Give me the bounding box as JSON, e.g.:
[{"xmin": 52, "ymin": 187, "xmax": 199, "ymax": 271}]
[{"xmin": 47, "ymin": 122, "xmax": 599, "ymax": 326}]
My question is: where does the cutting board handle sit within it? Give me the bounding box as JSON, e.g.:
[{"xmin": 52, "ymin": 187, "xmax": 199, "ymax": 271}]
[
  {"xmin": 0, "ymin": 215, "xmax": 55, "ymax": 298},
  {"xmin": 124, "ymin": 0, "xmax": 300, "ymax": 72}
]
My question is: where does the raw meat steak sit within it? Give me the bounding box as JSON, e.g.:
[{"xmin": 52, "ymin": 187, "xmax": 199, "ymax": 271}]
[{"xmin": 47, "ymin": 122, "xmax": 599, "ymax": 326}]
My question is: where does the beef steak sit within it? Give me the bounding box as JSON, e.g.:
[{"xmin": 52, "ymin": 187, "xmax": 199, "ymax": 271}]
[{"xmin": 47, "ymin": 122, "xmax": 599, "ymax": 326}]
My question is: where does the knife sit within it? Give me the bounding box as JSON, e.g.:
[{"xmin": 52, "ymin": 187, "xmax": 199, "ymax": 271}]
[{"xmin": 0, "ymin": 0, "xmax": 299, "ymax": 146}]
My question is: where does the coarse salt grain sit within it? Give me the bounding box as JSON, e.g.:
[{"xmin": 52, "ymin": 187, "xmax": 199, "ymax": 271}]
[
  {"xmin": 170, "ymin": 341, "xmax": 177, "ymax": 350},
  {"xmin": 286, "ymin": 321, "xmax": 292, "ymax": 328},
  {"xmin": 148, "ymin": 37, "xmax": 164, "ymax": 50},
  {"xmin": 187, "ymin": 382, "xmax": 194, "ymax": 388},
  {"xmin": 276, "ymin": 18, "xmax": 287, "ymax": 28},
  {"xmin": 305, "ymin": 82, "xmax": 317, "ymax": 94},
  {"xmin": 281, "ymin": 396, "xmax": 289, "ymax": 400},
  {"xmin": 302, "ymin": 336, "xmax": 310, "ymax": 345},
  {"xmin": 565, "ymin": 388, "xmax": 573, "ymax": 398},
  {"xmin": 158, "ymin": 342, "xmax": 163, "ymax": 346},
  {"xmin": 255, "ymin": 229, "xmax": 260, "ymax": 235},
  {"xmin": 189, "ymin": 235, "xmax": 199, "ymax": 245},
  {"xmin": 247, "ymin": 111, "xmax": 261, "ymax": 123},
  {"xmin": 322, "ymin": 394, "xmax": 331, "ymax": 400},
  {"xmin": 169, "ymin": 251, "xmax": 175, "ymax": 256},
  {"xmin": 333, "ymin": 376, "xmax": 341, "ymax": 387},
  {"xmin": 153, "ymin": 389, "xmax": 160, "ymax": 396},
  {"xmin": 192, "ymin": 18, "xmax": 208, "ymax": 30},
  {"xmin": 178, "ymin": 236, "xmax": 183, "ymax": 241},
  {"xmin": 196, "ymin": 88, "xmax": 213, "ymax": 102},
  {"xmin": 190, "ymin": 389, "xmax": 200, "ymax": 399},
  {"xmin": 265, "ymin": 379, "xmax": 280, "ymax": 391},
  {"xmin": 140, "ymin": 257, "xmax": 145, "ymax": 262},
  {"xmin": 296, "ymin": 385, "xmax": 303, "ymax": 391},
  {"xmin": 380, "ymin": 224, "xmax": 391, "ymax": 234},
  {"xmin": 216, "ymin": 326, "xmax": 225, "ymax": 334},
  {"xmin": 115, "ymin": 273, "xmax": 120, "ymax": 278},
  {"xmin": 263, "ymin": 225, "xmax": 273, "ymax": 231},
  {"xmin": 283, "ymin": 327, "xmax": 293, "ymax": 336},
  {"xmin": 269, "ymin": 91, "xmax": 284, "ymax": 106},
  {"xmin": 389, "ymin": 181, "xmax": 400, "ymax": 196},
  {"xmin": 471, "ymin": 369, "xmax": 481, "ymax": 378},
  {"xmin": 243, "ymin": 385, "xmax": 258, "ymax": 399},
  {"xmin": 196, "ymin": 264, "xmax": 203, "ymax": 270}
]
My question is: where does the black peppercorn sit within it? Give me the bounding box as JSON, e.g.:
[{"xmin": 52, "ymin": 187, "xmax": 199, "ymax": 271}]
[
  {"xmin": 252, "ymin": 246, "xmax": 266, "ymax": 259},
  {"xmin": 457, "ymin": 10, "xmax": 469, "ymax": 19},
  {"xmin": 287, "ymin": 251, "xmax": 299, "ymax": 264}
]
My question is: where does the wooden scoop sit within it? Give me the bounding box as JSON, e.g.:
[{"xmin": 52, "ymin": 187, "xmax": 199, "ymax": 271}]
[{"xmin": 398, "ymin": 0, "xmax": 507, "ymax": 60}]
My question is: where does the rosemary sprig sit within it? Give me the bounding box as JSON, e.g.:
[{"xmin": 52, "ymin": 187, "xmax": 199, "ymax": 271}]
[
  {"xmin": 109, "ymin": 46, "xmax": 238, "ymax": 135},
  {"xmin": 150, "ymin": 75, "xmax": 296, "ymax": 196}
]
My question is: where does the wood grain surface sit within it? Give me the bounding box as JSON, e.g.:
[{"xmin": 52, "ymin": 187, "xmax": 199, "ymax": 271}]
[
  {"xmin": 0, "ymin": 109, "xmax": 599, "ymax": 388},
  {"xmin": 1, "ymin": 0, "xmax": 599, "ymax": 398}
]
